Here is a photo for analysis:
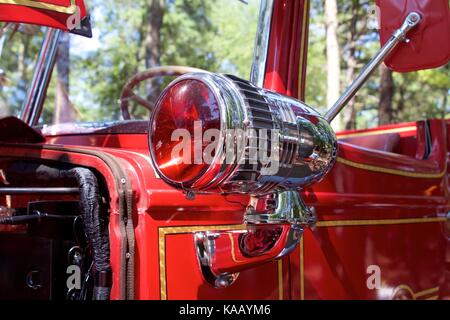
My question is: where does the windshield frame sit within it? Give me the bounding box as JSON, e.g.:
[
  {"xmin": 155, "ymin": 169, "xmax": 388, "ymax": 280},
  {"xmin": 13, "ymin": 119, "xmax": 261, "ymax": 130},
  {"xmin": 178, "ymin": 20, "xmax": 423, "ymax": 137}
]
[
  {"xmin": 20, "ymin": 28, "xmax": 61, "ymax": 125},
  {"xmin": 250, "ymin": 0, "xmax": 274, "ymax": 88}
]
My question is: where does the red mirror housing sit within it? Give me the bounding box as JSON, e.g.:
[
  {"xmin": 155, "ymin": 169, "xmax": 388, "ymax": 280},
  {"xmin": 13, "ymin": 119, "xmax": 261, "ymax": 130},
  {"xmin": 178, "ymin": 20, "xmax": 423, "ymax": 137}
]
[
  {"xmin": 0, "ymin": 0, "xmax": 87, "ymax": 32},
  {"xmin": 377, "ymin": 0, "xmax": 450, "ymax": 73}
]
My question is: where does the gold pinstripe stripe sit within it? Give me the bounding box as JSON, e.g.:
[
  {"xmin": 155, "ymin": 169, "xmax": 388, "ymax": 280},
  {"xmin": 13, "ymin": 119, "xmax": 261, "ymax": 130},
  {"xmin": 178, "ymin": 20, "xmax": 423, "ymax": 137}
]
[
  {"xmin": 228, "ymin": 233, "xmax": 247, "ymax": 263},
  {"xmin": 278, "ymin": 260, "xmax": 283, "ymax": 300},
  {"xmin": 338, "ymin": 126, "xmax": 417, "ymax": 139},
  {"xmin": 415, "ymin": 286, "xmax": 439, "ymax": 298},
  {"xmin": 158, "ymin": 228, "xmax": 167, "ymax": 300},
  {"xmin": 0, "ymin": 0, "xmax": 77, "ymax": 14},
  {"xmin": 392, "ymin": 285, "xmax": 440, "ymax": 300},
  {"xmin": 316, "ymin": 217, "xmax": 446, "ymax": 228},
  {"xmin": 300, "ymin": 236, "xmax": 305, "ymax": 300},
  {"xmin": 337, "ymin": 157, "xmax": 447, "ymax": 179}
]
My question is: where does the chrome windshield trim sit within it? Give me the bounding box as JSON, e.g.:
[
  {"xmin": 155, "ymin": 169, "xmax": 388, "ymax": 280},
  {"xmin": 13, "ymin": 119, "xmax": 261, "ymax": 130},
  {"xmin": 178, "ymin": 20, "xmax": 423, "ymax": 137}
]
[
  {"xmin": 249, "ymin": 0, "xmax": 274, "ymax": 87},
  {"xmin": 38, "ymin": 120, "xmax": 150, "ymax": 136},
  {"xmin": 20, "ymin": 28, "xmax": 61, "ymax": 125}
]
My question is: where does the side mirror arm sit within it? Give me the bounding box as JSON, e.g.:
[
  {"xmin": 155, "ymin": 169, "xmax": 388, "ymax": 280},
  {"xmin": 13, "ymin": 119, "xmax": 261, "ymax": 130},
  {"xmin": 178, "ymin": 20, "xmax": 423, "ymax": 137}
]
[{"xmin": 324, "ymin": 12, "xmax": 421, "ymax": 124}]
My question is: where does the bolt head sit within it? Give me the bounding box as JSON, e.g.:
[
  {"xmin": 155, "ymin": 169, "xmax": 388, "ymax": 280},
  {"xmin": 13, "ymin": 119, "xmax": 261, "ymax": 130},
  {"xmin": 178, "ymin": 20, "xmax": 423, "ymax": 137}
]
[{"xmin": 185, "ymin": 191, "xmax": 196, "ymax": 201}]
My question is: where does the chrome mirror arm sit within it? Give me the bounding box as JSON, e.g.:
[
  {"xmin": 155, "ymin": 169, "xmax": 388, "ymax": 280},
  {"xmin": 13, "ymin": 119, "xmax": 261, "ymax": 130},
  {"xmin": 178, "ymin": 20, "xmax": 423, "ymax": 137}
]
[{"xmin": 324, "ymin": 12, "xmax": 421, "ymax": 124}]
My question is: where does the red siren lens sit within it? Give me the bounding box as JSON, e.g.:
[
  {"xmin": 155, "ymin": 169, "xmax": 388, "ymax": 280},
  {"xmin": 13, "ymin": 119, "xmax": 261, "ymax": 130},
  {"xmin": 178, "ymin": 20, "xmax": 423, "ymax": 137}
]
[
  {"xmin": 151, "ymin": 80, "xmax": 221, "ymax": 184},
  {"xmin": 239, "ymin": 227, "xmax": 283, "ymax": 257}
]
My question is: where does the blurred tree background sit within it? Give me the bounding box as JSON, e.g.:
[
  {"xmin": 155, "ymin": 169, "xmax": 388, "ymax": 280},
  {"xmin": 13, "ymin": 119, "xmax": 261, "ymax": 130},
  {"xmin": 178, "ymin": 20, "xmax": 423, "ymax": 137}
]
[
  {"xmin": 0, "ymin": 0, "xmax": 448, "ymax": 131},
  {"xmin": 307, "ymin": 0, "xmax": 449, "ymax": 131},
  {"xmin": 41, "ymin": 0, "xmax": 260, "ymax": 122},
  {"xmin": 0, "ymin": 24, "xmax": 43, "ymax": 118}
]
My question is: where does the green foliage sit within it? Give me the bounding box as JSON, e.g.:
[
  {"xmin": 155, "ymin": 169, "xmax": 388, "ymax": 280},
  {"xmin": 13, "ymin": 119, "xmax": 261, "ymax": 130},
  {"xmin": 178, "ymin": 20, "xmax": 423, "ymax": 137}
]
[
  {"xmin": 307, "ymin": 0, "xmax": 449, "ymax": 129},
  {"xmin": 0, "ymin": 25, "xmax": 44, "ymax": 117},
  {"xmin": 39, "ymin": 0, "xmax": 261, "ymax": 122},
  {"xmin": 305, "ymin": 0, "xmax": 327, "ymax": 112}
]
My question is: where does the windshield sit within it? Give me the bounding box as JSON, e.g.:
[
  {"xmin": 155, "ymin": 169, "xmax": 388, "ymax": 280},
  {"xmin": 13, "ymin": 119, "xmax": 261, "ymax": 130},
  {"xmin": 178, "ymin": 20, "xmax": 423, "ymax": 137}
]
[
  {"xmin": 0, "ymin": 24, "xmax": 44, "ymax": 119},
  {"xmin": 35, "ymin": 0, "xmax": 262, "ymax": 125}
]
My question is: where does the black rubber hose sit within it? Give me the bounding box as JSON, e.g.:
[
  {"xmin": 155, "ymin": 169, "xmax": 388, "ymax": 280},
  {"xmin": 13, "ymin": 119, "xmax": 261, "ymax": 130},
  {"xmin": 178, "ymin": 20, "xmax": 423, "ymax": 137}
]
[
  {"xmin": 7, "ymin": 162, "xmax": 111, "ymax": 300},
  {"xmin": 66, "ymin": 167, "xmax": 111, "ymax": 300},
  {"xmin": 0, "ymin": 211, "xmax": 76, "ymax": 225}
]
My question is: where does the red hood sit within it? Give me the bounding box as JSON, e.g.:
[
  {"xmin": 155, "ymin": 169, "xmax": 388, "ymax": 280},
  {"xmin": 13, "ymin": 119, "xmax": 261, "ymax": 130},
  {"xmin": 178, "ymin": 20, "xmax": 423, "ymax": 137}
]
[{"xmin": 0, "ymin": 0, "xmax": 87, "ymax": 31}]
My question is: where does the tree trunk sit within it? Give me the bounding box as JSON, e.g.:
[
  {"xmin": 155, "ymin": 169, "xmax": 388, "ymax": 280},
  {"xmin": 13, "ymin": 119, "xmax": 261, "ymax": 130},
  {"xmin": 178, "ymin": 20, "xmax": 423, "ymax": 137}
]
[
  {"xmin": 442, "ymin": 90, "xmax": 448, "ymax": 119},
  {"xmin": 344, "ymin": 58, "xmax": 357, "ymax": 130},
  {"xmin": 344, "ymin": 0, "xmax": 358, "ymax": 130},
  {"xmin": 397, "ymin": 83, "xmax": 405, "ymax": 117},
  {"xmin": 0, "ymin": 71, "xmax": 10, "ymax": 117},
  {"xmin": 0, "ymin": 92, "xmax": 7, "ymax": 118},
  {"xmin": 54, "ymin": 32, "xmax": 75, "ymax": 124},
  {"xmin": 325, "ymin": 0, "xmax": 341, "ymax": 131},
  {"xmin": 378, "ymin": 63, "xmax": 395, "ymax": 125},
  {"xmin": 144, "ymin": 0, "xmax": 165, "ymax": 103}
]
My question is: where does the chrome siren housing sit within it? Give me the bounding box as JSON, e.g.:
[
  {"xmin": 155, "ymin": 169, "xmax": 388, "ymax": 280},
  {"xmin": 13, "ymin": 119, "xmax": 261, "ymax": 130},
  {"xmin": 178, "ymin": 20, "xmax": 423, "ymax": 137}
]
[{"xmin": 149, "ymin": 72, "xmax": 338, "ymax": 196}]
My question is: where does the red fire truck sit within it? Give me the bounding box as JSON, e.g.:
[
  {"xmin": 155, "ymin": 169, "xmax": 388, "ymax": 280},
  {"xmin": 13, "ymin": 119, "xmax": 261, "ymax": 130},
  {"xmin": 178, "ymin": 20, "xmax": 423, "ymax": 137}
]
[{"xmin": 0, "ymin": 0, "xmax": 448, "ymax": 300}]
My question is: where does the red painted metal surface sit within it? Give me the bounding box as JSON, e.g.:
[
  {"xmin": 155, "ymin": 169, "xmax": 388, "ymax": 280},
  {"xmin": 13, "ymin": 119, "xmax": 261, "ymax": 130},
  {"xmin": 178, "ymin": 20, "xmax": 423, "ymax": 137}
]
[
  {"xmin": 264, "ymin": 0, "xmax": 310, "ymax": 99},
  {"xmin": 39, "ymin": 118, "xmax": 449, "ymax": 300},
  {"xmin": 0, "ymin": 0, "xmax": 87, "ymax": 31},
  {"xmin": 377, "ymin": 0, "xmax": 450, "ymax": 72}
]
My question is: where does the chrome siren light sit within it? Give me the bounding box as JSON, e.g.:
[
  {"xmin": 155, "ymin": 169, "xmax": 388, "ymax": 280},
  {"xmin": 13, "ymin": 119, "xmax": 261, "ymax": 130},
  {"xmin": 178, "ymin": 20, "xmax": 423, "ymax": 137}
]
[{"xmin": 149, "ymin": 72, "xmax": 337, "ymax": 196}]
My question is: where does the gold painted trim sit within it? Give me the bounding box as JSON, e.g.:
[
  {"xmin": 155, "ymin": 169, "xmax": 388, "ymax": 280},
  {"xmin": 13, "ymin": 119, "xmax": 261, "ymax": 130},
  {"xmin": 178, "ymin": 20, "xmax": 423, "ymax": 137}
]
[
  {"xmin": 392, "ymin": 285, "xmax": 440, "ymax": 300},
  {"xmin": 277, "ymin": 260, "xmax": 283, "ymax": 300},
  {"xmin": 392, "ymin": 284, "xmax": 415, "ymax": 299},
  {"xmin": 158, "ymin": 224, "xmax": 245, "ymax": 300},
  {"xmin": 337, "ymin": 157, "xmax": 447, "ymax": 179},
  {"xmin": 338, "ymin": 126, "xmax": 417, "ymax": 139},
  {"xmin": 0, "ymin": 0, "xmax": 77, "ymax": 14},
  {"xmin": 415, "ymin": 286, "xmax": 439, "ymax": 299},
  {"xmin": 228, "ymin": 233, "xmax": 246, "ymax": 263},
  {"xmin": 316, "ymin": 217, "xmax": 446, "ymax": 228},
  {"xmin": 299, "ymin": 237, "xmax": 305, "ymax": 300}
]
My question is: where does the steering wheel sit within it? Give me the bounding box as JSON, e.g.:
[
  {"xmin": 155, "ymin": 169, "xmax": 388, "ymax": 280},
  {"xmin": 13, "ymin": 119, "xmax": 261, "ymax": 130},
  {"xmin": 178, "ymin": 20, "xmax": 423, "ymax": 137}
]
[{"xmin": 120, "ymin": 66, "xmax": 207, "ymax": 120}]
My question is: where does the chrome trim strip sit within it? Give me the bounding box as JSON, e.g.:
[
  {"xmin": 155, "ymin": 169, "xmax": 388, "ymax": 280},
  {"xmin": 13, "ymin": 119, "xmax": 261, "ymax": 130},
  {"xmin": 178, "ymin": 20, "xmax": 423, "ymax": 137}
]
[
  {"xmin": 0, "ymin": 187, "xmax": 79, "ymax": 195},
  {"xmin": 249, "ymin": 0, "xmax": 274, "ymax": 87}
]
